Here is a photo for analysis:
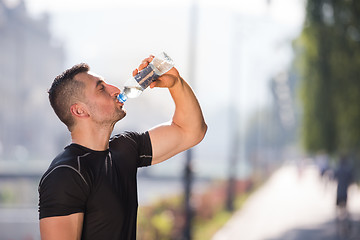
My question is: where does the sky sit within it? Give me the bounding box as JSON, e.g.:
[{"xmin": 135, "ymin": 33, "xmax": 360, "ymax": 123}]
[
  {"xmin": 17, "ymin": 0, "xmax": 306, "ymax": 178},
  {"xmin": 21, "ymin": 0, "xmax": 305, "ymax": 96}
]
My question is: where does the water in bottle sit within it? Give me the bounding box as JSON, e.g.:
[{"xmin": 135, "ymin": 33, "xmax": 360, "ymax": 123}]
[{"xmin": 117, "ymin": 52, "xmax": 174, "ymax": 103}]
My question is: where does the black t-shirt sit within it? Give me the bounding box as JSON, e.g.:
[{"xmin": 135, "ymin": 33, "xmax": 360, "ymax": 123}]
[{"xmin": 38, "ymin": 131, "xmax": 152, "ymax": 240}]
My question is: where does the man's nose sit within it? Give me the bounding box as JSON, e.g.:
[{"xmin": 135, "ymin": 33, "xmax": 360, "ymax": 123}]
[{"xmin": 107, "ymin": 84, "xmax": 120, "ymax": 96}]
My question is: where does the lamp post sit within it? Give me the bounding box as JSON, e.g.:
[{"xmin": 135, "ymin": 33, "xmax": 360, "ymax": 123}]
[{"xmin": 183, "ymin": 1, "xmax": 199, "ymax": 239}]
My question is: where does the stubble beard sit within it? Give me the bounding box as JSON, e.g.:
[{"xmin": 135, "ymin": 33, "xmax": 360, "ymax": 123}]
[
  {"xmin": 88, "ymin": 101, "xmax": 126, "ymax": 128},
  {"xmin": 116, "ymin": 107, "xmax": 126, "ymax": 122}
]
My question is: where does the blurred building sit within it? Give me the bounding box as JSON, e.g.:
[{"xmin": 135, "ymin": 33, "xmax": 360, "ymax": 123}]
[{"xmin": 0, "ymin": 0, "xmax": 65, "ymax": 163}]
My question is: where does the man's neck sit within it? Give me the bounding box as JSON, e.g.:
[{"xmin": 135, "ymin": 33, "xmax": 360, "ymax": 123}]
[{"xmin": 71, "ymin": 124, "xmax": 113, "ymax": 151}]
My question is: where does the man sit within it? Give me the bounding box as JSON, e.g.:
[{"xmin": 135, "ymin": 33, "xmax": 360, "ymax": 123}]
[
  {"xmin": 334, "ymin": 156, "xmax": 354, "ymax": 236},
  {"xmin": 334, "ymin": 156, "xmax": 353, "ymax": 210},
  {"xmin": 38, "ymin": 55, "xmax": 207, "ymax": 240}
]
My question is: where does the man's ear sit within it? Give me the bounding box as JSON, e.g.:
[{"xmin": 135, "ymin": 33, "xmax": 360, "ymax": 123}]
[{"xmin": 70, "ymin": 103, "xmax": 89, "ymax": 118}]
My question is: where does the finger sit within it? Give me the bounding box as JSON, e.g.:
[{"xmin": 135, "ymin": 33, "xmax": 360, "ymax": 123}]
[
  {"xmin": 150, "ymin": 79, "xmax": 169, "ymax": 89},
  {"xmin": 138, "ymin": 62, "xmax": 147, "ymax": 71},
  {"xmin": 149, "ymin": 81, "xmax": 157, "ymax": 89},
  {"xmin": 132, "ymin": 69, "xmax": 138, "ymax": 77},
  {"xmin": 138, "ymin": 56, "xmax": 153, "ymax": 71},
  {"xmin": 150, "ymin": 80, "xmax": 161, "ymax": 89}
]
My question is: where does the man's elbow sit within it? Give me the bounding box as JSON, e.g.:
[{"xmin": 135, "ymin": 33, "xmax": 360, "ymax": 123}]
[
  {"xmin": 191, "ymin": 122, "xmax": 208, "ymax": 147},
  {"xmin": 200, "ymin": 122, "xmax": 208, "ymax": 140}
]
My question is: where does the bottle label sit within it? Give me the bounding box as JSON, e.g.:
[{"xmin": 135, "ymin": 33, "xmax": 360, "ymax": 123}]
[{"xmin": 134, "ymin": 65, "xmax": 160, "ymax": 89}]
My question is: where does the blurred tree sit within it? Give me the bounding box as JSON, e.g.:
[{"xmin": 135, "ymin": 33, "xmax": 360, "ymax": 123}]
[{"xmin": 295, "ymin": 0, "xmax": 360, "ymax": 160}]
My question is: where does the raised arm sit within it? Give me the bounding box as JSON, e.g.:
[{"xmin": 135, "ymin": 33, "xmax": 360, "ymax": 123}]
[{"xmin": 134, "ymin": 56, "xmax": 207, "ymax": 165}]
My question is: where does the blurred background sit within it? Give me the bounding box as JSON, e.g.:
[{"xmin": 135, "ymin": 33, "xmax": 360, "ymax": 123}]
[{"xmin": 1, "ymin": 0, "xmax": 360, "ymax": 239}]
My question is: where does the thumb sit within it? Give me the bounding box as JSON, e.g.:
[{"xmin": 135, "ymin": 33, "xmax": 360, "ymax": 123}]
[
  {"xmin": 149, "ymin": 81, "xmax": 158, "ymax": 89},
  {"xmin": 150, "ymin": 79, "xmax": 167, "ymax": 89}
]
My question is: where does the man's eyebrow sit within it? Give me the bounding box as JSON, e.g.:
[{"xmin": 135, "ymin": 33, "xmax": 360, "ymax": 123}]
[{"xmin": 95, "ymin": 80, "xmax": 105, "ymax": 88}]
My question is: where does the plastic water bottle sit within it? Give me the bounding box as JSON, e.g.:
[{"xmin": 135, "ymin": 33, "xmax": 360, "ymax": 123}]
[{"xmin": 117, "ymin": 52, "xmax": 174, "ymax": 103}]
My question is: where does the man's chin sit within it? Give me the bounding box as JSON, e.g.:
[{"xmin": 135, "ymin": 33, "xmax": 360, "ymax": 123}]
[{"xmin": 117, "ymin": 111, "xmax": 126, "ymax": 121}]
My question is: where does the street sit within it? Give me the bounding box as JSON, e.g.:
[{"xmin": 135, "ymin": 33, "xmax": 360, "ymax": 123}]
[
  {"xmin": 2, "ymin": 162, "xmax": 360, "ymax": 240},
  {"xmin": 212, "ymin": 162, "xmax": 360, "ymax": 240}
]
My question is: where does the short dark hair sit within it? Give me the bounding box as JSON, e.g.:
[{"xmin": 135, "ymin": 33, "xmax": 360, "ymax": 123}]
[{"xmin": 48, "ymin": 63, "xmax": 89, "ymax": 131}]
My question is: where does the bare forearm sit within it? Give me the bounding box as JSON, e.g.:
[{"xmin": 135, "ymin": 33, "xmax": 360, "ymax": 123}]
[
  {"xmin": 148, "ymin": 67, "xmax": 207, "ymax": 164},
  {"xmin": 169, "ymin": 77, "xmax": 207, "ymax": 145}
]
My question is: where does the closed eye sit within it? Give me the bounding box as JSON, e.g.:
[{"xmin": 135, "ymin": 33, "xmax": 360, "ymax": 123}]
[{"xmin": 96, "ymin": 80, "xmax": 106, "ymax": 91}]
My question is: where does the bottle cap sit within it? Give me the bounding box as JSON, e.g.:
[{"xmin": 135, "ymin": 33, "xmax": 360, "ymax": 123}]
[{"xmin": 117, "ymin": 93, "xmax": 127, "ymax": 103}]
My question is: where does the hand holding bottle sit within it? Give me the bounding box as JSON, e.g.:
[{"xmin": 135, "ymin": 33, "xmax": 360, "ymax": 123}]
[
  {"xmin": 134, "ymin": 56, "xmax": 180, "ymax": 89},
  {"xmin": 117, "ymin": 52, "xmax": 174, "ymax": 103}
]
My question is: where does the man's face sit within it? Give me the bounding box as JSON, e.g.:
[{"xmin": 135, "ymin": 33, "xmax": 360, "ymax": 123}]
[{"xmin": 75, "ymin": 71, "xmax": 126, "ymax": 126}]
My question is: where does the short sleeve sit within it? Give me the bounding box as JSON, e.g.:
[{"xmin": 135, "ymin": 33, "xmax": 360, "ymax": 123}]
[
  {"xmin": 38, "ymin": 167, "xmax": 90, "ymax": 219},
  {"xmin": 110, "ymin": 131, "xmax": 153, "ymax": 168},
  {"xmin": 135, "ymin": 131, "xmax": 153, "ymax": 167}
]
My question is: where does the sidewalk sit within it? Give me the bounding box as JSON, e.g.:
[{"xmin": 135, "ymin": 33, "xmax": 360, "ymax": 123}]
[{"xmin": 212, "ymin": 162, "xmax": 360, "ymax": 240}]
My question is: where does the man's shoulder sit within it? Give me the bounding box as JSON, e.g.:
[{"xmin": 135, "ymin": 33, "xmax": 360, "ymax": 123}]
[
  {"xmin": 109, "ymin": 131, "xmax": 152, "ymax": 168},
  {"xmin": 110, "ymin": 131, "xmax": 149, "ymax": 144},
  {"xmin": 39, "ymin": 145, "xmax": 88, "ymax": 185},
  {"xmin": 110, "ymin": 131, "xmax": 137, "ymax": 142},
  {"xmin": 39, "ymin": 152, "xmax": 91, "ymax": 193},
  {"xmin": 49, "ymin": 145, "xmax": 82, "ymax": 168}
]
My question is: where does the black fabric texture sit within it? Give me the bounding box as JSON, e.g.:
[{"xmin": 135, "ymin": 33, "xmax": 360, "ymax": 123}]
[{"xmin": 38, "ymin": 131, "xmax": 152, "ymax": 240}]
